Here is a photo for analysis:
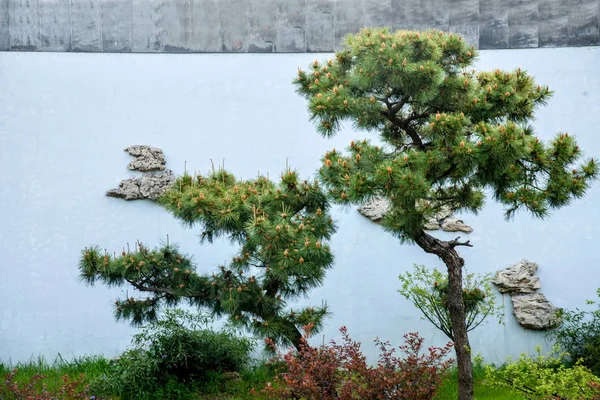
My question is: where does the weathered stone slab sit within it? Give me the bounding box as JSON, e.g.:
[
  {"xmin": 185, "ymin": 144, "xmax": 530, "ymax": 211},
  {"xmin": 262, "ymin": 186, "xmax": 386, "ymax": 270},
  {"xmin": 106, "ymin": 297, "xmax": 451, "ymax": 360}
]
[
  {"xmin": 391, "ymin": 0, "xmax": 421, "ymax": 31},
  {"xmin": 102, "ymin": 0, "xmax": 133, "ymax": 52},
  {"xmin": 508, "ymin": 0, "xmax": 538, "ymax": 48},
  {"xmin": 71, "ymin": 0, "xmax": 103, "ymax": 51},
  {"xmin": 125, "ymin": 145, "xmax": 167, "ymax": 172},
  {"xmin": 363, "ymin": 0, "xmax": 392, "ymax": 28},
  {"xmin": 449, "ymin": 0, "xmax": 479, "ymax": 48},
  {"xmin": 276, "ymin": 0, "xmax": 306, "ymax": 52},
  {"xmin": 161, "ymin": 0, "xmax": 193, "ymax": 52},
  {"xmin": 568, "ymin": 0, "xmax": 599, "ymax": 47},
  {"xmin": 306, "ymin": 0, "xmax": 334, "ymax": 52},
  {"xmin": 479, "ymin": 0, "xmax": 509, "ymax": 49},
  {"xmin": 0, "ymin": 0, "xmax": 8, "ymax": 50},
  {"xmin": 334, "ymin": 0, "xmax": 363, "ymax": 50},
  {"xmin": 357, "ymin": 197, "xmax": 472, "ymax": 233},
  {"xmin": 39, "ymin": 0, "xmax": 71, "ymax": 51},
  {"xmin": 511, "ymin": 293, "xmax": 560, "ymax": 330},
  {"xmin": 9, "ymin": 0, "xmax": 40, "ymax": 51},
  {"xmin": 441, "ymin": 218, "xmax": 473, "ymax": 233},
  {"xmin": 107, "ymin": 170, "xmax": 176, "ymax": 200},
  {"xmin": 132, "ymin": 0, "xmax": 163, "ymax": 52},
  {"xmin": 492, "ymin": 260, "xmax": 541, "ymax": 294},
  {"xmin": 190, "ymin": 0, "xmax": 221, "ymax": 52},
  {"xmin": 538, "ymin": 0, "xmax": 569, "ymax": 47},
  {"xmin": 421, "ymin": 0, "xmax": 449, "ymax": 31},
  {"xmin": 248, "ymin": 0, "xmax": 276, "ymax": 52}
]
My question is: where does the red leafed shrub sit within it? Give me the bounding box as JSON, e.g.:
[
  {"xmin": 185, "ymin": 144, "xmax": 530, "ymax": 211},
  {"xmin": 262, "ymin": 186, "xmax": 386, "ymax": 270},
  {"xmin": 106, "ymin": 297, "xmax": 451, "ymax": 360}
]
[
  {"xmin": 590, "ymin": 381, "xmax": 600, "ymax": 400},
  {"xmin": 1, "ymin": 369, "xmax": 91, "ymax": 400},
  {"xmin": 263, "ymin": 325, "xmax": 454, "ymax": 400}
]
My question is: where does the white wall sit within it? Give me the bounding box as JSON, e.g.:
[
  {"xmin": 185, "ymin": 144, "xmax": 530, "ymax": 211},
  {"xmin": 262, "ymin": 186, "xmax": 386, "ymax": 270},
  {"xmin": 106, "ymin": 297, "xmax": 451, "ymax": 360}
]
[{"xmin": 1, "ymin": 47, "xmax": 599, "ymax": 364}]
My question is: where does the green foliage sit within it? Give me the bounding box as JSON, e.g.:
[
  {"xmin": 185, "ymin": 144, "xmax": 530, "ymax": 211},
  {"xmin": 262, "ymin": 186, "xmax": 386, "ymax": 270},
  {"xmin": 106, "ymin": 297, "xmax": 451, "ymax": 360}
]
[
  {"xmin": 484, "ymin": 347, "xmax": 600, "ymax": 399},
  {"xmin": 0, "ymin": 356, "xmax": 110, "ymax": 400},
  {"xmin": 548, "ymin": 288, "xmax": 600, "ymax": 376},
  {"xmin": 294, "ymin": 27, "xmax": 597, "ymax": 241},
  {"xmin": 398, "ymin": 265, "xmax": 503, "ymax": 340},
  {"xmin": 79, "ymin": 168, "xmax": 336, "ymax": 349},
  {"xmin": 91, "ymin": 309, "xmax": 255, "ymax": 400}
]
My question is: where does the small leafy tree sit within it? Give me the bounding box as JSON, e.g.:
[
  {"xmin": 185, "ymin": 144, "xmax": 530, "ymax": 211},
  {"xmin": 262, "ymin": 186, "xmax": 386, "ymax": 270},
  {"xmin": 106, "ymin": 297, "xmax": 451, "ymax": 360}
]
[
  {"xmin": 79, "ymin": 168, "xmax": 336, "ymax": 350},
  {"xmin": 549, "ymin": 288, "xmax": 600, "ymax": 376},
  {"xmin": 294, "ymin": 27, "xmax": 597, "ymax": 399},
  {"xmin": 398, "ymin": 265, "xmax": 503, "ymax": 340}
]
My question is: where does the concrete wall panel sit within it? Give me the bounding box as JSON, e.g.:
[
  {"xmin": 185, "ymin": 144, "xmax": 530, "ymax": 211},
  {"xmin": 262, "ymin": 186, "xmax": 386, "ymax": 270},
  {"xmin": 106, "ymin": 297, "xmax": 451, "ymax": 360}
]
[
  {"xmin": 391, "ymin": 0, "xmax": 422, "ymax": 31},
  {"xmin": 0, "ymin": 1, "xmax": 599, "ymax": 57},
  {"xmin": 568, "ymin": 0, "xmax": 599, "ymax": 46},
  {"xmin": 71, "ymin": 0, "xmax": 102, "ymax": 52},
  {"xmin": 132, "ymin": 0, "xmax": 163, "ymax": 52},
  {"xmin": 39, "ymin": 0, "xmax": 71, "ymax": 51},
  {"xmin": 275, "ymin": 0, "xmax": 306, "ymax": 52},
  {"xmin": 334, "ymin": 0, "xmax": 363, "ymax": 50},
  {"xmin": 450, "ymin": 0, "xmax": 480, "ymax": 48},
  {"xmin": 247, "ymin": 0, "xmax": 276, "ymax": 52},
  {"xmin": 0, "ymin": 0, "xmax": 8, "ymax": 50},
  {"xmin": 102, "ymin": 0, "xmax": 133, "ymax": 52},
  {"xmin": 9, "ymin": 0, "xmax": 40, "ymax": 51},
  {"xmin": 479, "ymin": 0, "xmax": 509, "ymax": 49},
  {"xmin": 306, "ymin": 0, "xmax": 334, "ymax": 52},
  {"xmin": 190, "ymin": 0, "xmax": 221, "ymax": 52},
  {"xmin": 538, "ymin": 0, "xmax": 569, "ymax": 47}
]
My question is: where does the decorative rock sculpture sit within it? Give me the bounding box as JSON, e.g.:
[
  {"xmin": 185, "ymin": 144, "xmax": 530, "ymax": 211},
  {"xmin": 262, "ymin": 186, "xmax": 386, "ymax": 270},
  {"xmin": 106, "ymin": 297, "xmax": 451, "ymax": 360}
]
[
  {"xmin": 492, "ymin": 260, "xmax": 559, "ymax": 330},
  {"xmin": 358, "ymin": 196, "xmax": 473, "ymax": 233},
  {"xmin": 106, "ymin": 145, "xmax": 175, "ymax": 201},
  {"xmin": 491, "ymin": 260, "xmax": 541, "ymax": 294},
  {"xmin": 510, "ymin": 293, "xmax": 560, "ymax": 330}
]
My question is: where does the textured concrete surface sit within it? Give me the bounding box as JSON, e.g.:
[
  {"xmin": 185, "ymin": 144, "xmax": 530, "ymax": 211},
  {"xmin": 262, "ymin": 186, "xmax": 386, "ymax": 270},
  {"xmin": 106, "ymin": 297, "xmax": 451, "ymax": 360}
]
[
  {"xmin": 0, "ymin": 0, "xmax": 598, "ymax": 52},
  {"xmin": 0, "ymin": 48, "xmax": 599, "ymax": 363}
]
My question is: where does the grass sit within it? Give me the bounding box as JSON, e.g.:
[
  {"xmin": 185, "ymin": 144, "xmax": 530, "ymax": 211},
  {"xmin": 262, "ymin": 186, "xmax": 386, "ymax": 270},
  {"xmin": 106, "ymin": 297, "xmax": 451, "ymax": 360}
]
[{"xmin": 0, "ymin": 355, "xmax": 527, "ymax": 400}]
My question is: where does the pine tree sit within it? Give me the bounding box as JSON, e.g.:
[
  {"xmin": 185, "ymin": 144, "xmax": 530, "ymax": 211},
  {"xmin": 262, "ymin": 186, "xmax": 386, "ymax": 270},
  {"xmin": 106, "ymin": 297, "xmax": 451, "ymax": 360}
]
[
  {"xmin": 294, "ymin": 28, "xmax": 597, "ymax": 400},
  {"xmin": 79, "ymin": 168, "xmax": 336, "ymax": 350}
]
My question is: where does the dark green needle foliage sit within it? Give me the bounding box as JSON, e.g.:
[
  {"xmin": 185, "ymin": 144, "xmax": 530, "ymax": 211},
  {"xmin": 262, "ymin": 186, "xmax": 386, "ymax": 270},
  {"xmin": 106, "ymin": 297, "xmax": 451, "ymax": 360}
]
[
  {"xmin": 294, "ymin": 27, "xmax": 597, "ymax": 400},
  {"xmin": 80, "ymin": 168, "xmax": 336, "ymax": 350}
]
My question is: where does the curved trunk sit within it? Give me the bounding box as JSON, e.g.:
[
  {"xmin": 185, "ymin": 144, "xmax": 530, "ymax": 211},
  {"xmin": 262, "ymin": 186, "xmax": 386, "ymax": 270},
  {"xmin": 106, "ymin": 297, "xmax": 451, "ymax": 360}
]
[{"xmin": 414, "ymin": 230, "xmax": 474, "ymax": 400}]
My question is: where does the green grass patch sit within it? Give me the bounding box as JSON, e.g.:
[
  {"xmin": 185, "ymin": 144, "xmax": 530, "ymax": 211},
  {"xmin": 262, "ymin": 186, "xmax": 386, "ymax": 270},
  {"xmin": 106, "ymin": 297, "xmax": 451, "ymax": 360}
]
[{"xmin": 1, "ymin": 355, "xmax": 528, "ymax": 400}]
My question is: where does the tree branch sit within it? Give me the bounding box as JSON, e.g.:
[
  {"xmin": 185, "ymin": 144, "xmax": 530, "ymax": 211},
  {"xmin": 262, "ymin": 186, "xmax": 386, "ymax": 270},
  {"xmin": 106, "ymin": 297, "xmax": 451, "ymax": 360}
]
[
  {"xmin": 126, "ymin": 279, "xmax": 176, "ymax": 296},
  {"xmin": 448, "ymin": 237, "xmax": 473, "ymax": 248}
]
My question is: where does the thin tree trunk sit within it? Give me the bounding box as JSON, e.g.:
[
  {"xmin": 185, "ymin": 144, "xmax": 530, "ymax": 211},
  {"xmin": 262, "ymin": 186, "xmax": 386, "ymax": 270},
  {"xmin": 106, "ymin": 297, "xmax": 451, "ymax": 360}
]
[{"xmin": 414, "ymin": 230, "xmax": 474, "ymax": 400}]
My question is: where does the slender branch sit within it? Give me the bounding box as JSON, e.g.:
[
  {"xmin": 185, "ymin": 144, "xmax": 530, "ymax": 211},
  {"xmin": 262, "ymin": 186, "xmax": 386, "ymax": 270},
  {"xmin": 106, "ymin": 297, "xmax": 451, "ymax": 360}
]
[
  {"xmin": 448, "ymin": 237, "xmax": 473, "ymax": 248},
  {"xmin": 126, "ymin": 279, "xmax": 176, "ymax": 295}
]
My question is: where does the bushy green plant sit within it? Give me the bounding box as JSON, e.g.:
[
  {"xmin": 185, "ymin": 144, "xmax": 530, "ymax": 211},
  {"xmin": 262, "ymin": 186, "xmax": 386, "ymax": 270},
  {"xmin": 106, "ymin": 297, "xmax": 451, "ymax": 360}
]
[
  {"xmin": 91, "ymin": 309, "xmax": 255, "ymax": 400},
  {"xmin": 548, "ymin": 288, "xmax": 600, "ymax": 376},
  {"xmin": 484, "ymin": 346, "xmax": 600, "ymax": 399},
  {"xmin": 398, "ymin": 265, "xmax": 503, "ymax": 340}
]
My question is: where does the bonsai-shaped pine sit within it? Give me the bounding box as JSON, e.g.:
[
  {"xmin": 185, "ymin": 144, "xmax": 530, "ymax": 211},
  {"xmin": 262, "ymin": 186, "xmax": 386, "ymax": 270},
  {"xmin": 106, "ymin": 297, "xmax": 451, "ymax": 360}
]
[
  {"xmin": 398, "ymin": 265, "xmax": 503, "ymax": 340},
  {"xmin": 294, "ymin": 27, "xmax": 597, "ymax": 399},
  {"xmin": 79, "ymin": 168, "xmax": 336, "ymax": 350}
]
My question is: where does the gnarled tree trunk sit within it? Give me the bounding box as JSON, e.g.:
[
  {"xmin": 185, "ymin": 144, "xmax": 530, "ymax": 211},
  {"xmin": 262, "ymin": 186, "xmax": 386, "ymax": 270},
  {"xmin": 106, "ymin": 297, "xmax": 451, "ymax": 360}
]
[{"xmin": 414, "ymin": 230, "xmax": 474, "ymax": 400}]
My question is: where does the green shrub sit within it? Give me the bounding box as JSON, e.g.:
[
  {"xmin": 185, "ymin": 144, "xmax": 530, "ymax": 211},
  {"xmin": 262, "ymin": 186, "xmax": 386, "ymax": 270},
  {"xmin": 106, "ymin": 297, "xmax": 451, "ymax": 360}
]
[
  {"xmin": 92, "ymin": 309, "xmax": 255, "ymax": 399},
  {"xmin": 549, "ymin": 288, "xmax": 600, "ymax": 376},
  {"xmin": 484, "ymin": 347, "xmax": 600, "ymax": 399}
]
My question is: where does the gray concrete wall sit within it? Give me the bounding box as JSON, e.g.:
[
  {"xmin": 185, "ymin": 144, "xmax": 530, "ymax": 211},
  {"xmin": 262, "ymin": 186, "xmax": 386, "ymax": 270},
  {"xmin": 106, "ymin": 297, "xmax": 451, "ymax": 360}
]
[
  {"xmin": 0, "ymin": 0, "xmax": 598, "ymax": 53},
  {"xmin": 0, "ymin": 47, "xmax": 599, "ymax": 364}
]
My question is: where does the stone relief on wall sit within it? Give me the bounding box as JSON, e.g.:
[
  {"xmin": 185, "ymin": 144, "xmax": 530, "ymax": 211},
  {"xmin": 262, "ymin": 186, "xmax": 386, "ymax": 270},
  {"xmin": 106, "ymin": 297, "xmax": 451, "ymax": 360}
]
[
  {"xmin": 357, "ymin": 196, "xmax": 473, "ymax": 233},
  {"xmin": 492, "ymin": 260, "xmax": 559, "ymax": 330},
  {"xmin": 106, "ymin": 145, "xmax": 175, "ymax": 201}
]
